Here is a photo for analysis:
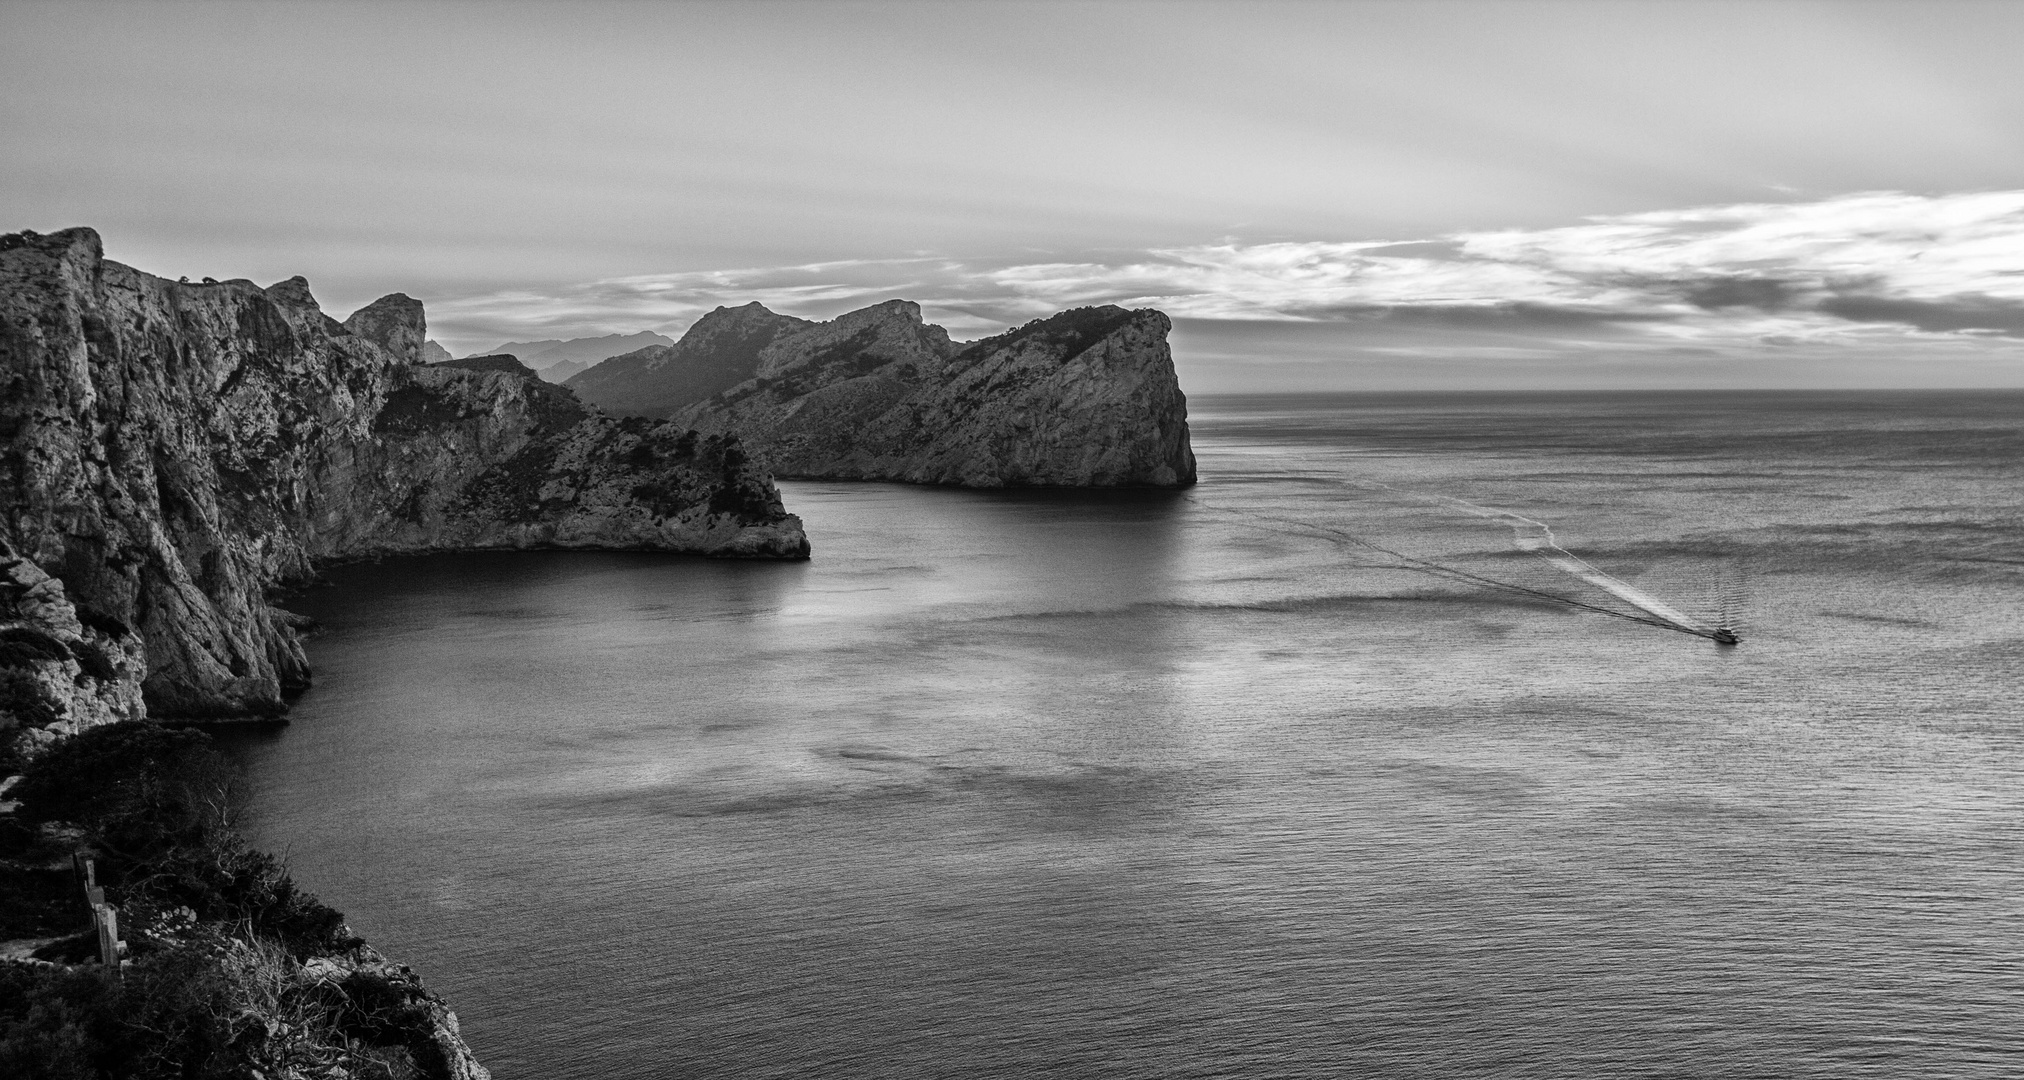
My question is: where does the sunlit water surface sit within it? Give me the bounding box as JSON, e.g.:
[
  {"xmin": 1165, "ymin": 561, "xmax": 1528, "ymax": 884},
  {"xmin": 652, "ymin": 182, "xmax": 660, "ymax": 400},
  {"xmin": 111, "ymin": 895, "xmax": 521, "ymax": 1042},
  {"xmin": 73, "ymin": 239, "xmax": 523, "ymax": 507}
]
[{"xmin": 232, "ymin": 392, "xmax": 2024, "ymax": 1078}]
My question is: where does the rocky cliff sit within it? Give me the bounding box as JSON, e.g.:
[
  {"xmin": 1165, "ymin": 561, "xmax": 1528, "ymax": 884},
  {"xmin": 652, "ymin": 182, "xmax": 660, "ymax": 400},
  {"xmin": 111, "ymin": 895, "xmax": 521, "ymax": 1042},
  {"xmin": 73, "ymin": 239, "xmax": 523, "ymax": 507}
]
[
  {"xmin": 575, "ymin": 300, "xmax": 1196, "ymax": 488},
  {"xmin": 0, "ymin": 227, "xmax": 807, "ymax": 727}
]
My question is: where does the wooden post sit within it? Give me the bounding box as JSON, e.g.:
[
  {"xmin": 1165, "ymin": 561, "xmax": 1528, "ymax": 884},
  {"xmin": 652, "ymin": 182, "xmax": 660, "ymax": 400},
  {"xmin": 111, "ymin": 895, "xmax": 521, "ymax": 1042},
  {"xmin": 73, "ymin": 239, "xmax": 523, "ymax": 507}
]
[
  {"xmin": 74, "ymin": 853, "xmax": 124, "ymax": 980},
  {"xmin": 96, "ymin": 905, "xmax": 121, "ymax": 973}
]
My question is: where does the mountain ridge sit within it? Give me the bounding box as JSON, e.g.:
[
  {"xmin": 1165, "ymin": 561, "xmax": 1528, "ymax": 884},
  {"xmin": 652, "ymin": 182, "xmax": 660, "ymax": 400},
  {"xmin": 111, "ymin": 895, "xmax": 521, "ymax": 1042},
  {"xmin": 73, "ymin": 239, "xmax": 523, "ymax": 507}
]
[{"xmin": 474, "ymin": 330, "xmax": 675, "ymax": 370}]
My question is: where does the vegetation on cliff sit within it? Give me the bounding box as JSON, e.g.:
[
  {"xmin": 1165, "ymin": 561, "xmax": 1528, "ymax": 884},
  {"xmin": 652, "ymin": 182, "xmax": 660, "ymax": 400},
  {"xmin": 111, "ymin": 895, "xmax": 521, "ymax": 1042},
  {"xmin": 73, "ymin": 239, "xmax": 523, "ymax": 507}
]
[{"xmin": 0, "ymin": 722, "xmax": 486, "ymax": 1079}]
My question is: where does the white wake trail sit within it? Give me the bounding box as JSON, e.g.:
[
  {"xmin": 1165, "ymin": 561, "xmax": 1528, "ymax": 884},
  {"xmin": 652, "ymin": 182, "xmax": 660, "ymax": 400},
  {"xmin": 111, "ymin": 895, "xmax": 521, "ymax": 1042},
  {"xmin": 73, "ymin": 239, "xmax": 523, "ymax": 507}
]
[{"xmin": 1351, "ymin": 481, "xmax": 1715, "ymax": 634}]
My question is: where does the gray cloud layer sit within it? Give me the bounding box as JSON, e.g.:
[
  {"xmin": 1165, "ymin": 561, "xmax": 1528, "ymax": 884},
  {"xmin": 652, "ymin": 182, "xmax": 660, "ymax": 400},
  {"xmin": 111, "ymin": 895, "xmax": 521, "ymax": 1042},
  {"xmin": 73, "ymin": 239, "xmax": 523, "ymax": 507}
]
[{"xmin": 428, "ymin": 191, "xmax": 2024, "ymax": 385}]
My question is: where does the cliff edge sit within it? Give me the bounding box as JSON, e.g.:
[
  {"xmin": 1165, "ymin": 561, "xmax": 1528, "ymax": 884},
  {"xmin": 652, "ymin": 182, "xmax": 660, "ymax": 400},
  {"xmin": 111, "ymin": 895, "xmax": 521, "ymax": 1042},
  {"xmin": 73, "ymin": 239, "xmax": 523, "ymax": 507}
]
[
  {"xmin": 570, "ymin": 300, "xmax": 1197, "ymax": 488},
  {"xmin": 0, "ymin": 227, "xmax": 807, "ymax": 725},
  {"xmin": 0, "ymin": 228, "xmax": 826, "ymax": 1077}
]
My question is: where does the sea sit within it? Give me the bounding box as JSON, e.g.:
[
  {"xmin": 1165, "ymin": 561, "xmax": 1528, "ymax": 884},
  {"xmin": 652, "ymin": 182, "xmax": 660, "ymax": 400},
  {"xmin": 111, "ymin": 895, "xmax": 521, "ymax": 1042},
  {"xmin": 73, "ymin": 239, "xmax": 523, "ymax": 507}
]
[{"xmin": 227, "ymin": 391, "xmax": 2024, "ymax": 1079}]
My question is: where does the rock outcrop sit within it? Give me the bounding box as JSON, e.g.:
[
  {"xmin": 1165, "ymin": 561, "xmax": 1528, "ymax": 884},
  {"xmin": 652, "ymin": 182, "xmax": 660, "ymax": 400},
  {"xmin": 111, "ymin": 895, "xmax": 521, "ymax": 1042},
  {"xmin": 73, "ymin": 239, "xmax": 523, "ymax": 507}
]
[
  {"xmin": 0, "ymin": 538, "xmax": 147, "ymax": 753},
  {"xmin": 694, "ymin": 301, "xmax": 1195, "ymax": 487},
  {"xmin": 576, "ymin": 300, "xmax": 1196, "ymax": 488},
  {"xmin": 0, "ymin": 227, "xmax": 807, "ymax": 725}
]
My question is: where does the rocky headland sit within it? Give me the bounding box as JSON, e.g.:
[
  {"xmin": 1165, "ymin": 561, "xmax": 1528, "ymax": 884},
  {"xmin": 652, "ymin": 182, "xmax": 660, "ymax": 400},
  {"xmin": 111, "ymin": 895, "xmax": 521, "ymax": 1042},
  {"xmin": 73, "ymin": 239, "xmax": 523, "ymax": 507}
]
[
  {"xmin": 568, "ymin": 299, "xmax": 1198, "ymax": 488},
  {"xmin": 0, "ymin": 227, "xmax": 809, "ymax": 1078},
  {"xmin": 0, "ymin": 227, "xmax": 805, "ymax": 726},
  {"xmin": 1, "ymin": 228, "xmax": 1201, "ymax": 1077}
]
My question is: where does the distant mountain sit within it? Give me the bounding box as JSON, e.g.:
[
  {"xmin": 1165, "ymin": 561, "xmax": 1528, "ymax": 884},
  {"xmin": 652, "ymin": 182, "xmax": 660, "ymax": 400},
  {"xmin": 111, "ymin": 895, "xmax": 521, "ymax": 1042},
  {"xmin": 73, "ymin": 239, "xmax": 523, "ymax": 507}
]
[
  {"xmin": 422, "ymin": 339, "xmax": 452, "ymax": 363},
  {"xmin": 566, "ymin": 303, "xmax": 813, "ymax": 418},
  {"xmin": 474, "ymin": 331, "xmax": 674, "ymax": 371},
  {"xmin": 539, "ymin": 358, "xmax": 590, "ymax": 384}
]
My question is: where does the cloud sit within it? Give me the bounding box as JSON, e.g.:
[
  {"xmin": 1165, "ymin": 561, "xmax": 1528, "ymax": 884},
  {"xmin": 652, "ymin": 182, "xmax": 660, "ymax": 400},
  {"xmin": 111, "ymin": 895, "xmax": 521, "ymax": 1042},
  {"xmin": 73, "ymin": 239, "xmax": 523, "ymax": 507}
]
[
  {"xmin": 1815, "ymin": 293, "xmax": 2024, "ymax": 336},
  {"xmin": 424, "ymin": 190, "xmax": 2024, "ymax": 363}
]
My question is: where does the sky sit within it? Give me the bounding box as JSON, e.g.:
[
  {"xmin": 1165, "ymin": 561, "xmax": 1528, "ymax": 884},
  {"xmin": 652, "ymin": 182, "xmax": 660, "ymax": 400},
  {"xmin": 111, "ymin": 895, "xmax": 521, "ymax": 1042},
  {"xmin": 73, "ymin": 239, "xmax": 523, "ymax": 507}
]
[{"xmin": 5, "ymin": 0, "xmax": 2024, "ymax": 391}]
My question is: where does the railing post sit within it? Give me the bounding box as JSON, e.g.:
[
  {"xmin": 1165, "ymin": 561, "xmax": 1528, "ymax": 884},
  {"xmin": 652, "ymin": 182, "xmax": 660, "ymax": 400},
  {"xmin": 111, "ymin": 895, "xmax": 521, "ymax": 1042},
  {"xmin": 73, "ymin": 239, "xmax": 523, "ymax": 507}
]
[
  {"xmin": 97, "ymin": 905, "xmax": 122, "ymax": 974},
  {"xmin": 74, "ymin": 853, "xmax": 124, "ymax": 980}
]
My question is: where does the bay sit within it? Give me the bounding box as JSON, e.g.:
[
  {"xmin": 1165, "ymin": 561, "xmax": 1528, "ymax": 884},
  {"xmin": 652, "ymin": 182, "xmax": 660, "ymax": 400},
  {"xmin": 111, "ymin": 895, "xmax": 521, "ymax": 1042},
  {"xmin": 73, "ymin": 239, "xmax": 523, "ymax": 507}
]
[{"xmin": 232, "ymin": 391, "xmax": 2024, "ymax": 1078}]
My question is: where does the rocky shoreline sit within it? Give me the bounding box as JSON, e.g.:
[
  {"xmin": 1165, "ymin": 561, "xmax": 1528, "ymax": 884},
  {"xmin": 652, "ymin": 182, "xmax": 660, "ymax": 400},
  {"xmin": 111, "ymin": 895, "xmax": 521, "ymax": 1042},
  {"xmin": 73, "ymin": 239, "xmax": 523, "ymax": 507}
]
[
  {"xmin": 1, "ymin": 226, "xmax": 1199, "ymax": 1077},
  {"xmin": 0, "ymin": 228, "xmax": 813, "ymax": 1077}
]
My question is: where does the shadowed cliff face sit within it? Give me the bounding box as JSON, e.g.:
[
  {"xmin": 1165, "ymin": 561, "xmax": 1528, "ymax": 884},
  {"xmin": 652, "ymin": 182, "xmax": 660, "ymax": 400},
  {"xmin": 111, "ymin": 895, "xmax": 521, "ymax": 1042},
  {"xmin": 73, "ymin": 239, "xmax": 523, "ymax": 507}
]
[
  {"xmin": 660, "ymin": 301, "xmax": 1197, "ymax": 487},
  {"xmin": 0, "ymin": 227, "xmax": 806, "ymax": 722}
]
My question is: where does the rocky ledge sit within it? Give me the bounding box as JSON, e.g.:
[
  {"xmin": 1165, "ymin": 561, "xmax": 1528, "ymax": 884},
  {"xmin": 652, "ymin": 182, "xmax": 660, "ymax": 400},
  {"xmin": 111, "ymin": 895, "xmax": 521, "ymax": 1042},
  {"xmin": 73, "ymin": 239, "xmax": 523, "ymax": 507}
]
[{"xmin": 569, "ymin": 299, "xmax": 1197, "ymax": 488}]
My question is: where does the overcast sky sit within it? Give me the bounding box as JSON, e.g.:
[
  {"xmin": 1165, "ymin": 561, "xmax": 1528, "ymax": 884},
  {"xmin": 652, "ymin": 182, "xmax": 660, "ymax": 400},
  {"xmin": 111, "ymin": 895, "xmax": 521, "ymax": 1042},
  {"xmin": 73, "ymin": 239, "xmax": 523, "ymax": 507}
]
[{"xmin": 6, "ymin": 0, "xmax": 2024, "ymax": 390}]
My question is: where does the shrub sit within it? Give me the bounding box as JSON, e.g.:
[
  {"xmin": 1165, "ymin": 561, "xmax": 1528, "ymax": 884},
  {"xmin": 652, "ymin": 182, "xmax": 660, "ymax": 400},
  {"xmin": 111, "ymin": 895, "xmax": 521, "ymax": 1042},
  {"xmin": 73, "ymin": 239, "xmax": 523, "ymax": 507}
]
[
  {"xmin": 12, "ymin": 722, "xmax": 234, "ymax": 857},
  {"xmin": 0, "ymin": 722, "xmax": 410, "ymax": 1076},
  {"xmin": 295, "ymin": 970, "xmax": 449, "ymax": 1079},
  {"xmin": 135, "ymin": 844, "xmax": 354, "ymax": 957},
  {"xmin": 0, "ymin": 627, "xmax": 71, "ymax": 668},
  {"xmin": 0, "ymin": 961, "xmax": 107, "ymax": 1080},
  {"xmin": 68, "ymin": 641, "xmax": 118, "ymax": 683},
  {"xmin": 13, "ymin": 721, "xmax": 354, "ymax": 956},
  {"xmin": 73, "ymin": 608, "xmax": 131, "ymax": 640},
  {"xmin": 0, "ymin": 668, "xmax": 62, "ymax": 729},
  {"xmin": 0, "ymin": 936, "xmax": 289, "ymax": 1080}
]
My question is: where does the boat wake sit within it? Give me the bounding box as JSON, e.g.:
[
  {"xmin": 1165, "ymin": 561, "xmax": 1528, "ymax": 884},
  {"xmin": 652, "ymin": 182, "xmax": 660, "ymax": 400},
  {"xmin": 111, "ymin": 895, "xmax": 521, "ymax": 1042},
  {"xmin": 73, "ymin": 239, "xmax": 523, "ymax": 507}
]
[
  {"xmin": 1189, "ymin": 480, "xmax": 1743, "ymax": 645},
  {"xmin": 1411, "ymin": 491, "xmax": 1721, "ymax": 637}
]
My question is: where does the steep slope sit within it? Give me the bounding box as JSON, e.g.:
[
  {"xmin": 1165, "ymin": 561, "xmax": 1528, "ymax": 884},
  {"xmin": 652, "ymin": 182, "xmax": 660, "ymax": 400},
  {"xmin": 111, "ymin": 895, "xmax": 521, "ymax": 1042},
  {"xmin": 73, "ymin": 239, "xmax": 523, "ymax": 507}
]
[
  {"xmin": 666, "ymin": 301, "xmax": 1196, "ymax": 487},
  {"xmin": 567, "ymin": 302, "xmax": 813, "ymax": 418},
  {"xmin": 0, "ymin": 227, "xmax": 806, "ymax": 724}
]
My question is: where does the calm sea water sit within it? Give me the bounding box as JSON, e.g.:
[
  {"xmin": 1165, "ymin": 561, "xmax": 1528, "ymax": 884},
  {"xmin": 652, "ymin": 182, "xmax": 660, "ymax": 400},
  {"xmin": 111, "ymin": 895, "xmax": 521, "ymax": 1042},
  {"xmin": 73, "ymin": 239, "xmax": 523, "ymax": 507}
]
[{"xmin": 232, "ymin": 391, "xmax": 2024, "ymax": 1079}]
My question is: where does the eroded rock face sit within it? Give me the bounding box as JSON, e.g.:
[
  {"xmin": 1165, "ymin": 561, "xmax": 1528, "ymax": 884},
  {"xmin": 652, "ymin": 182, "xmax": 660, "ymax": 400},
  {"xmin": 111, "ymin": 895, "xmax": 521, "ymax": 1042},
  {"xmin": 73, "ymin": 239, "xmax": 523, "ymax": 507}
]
[
  {"xmin": 0, "ymin": 538, "xmax": 147, "ymax": 754},
  {"xmin": 663, "ymin": 301, "xmax": 1197, "ymax": 487},
  {"xmin": 0, "ymin": 227, "xmax": 807, "ymax": 723},
  {"xmin": 344, "ymin": 292, "xmax": 426, "ymax": 363}
]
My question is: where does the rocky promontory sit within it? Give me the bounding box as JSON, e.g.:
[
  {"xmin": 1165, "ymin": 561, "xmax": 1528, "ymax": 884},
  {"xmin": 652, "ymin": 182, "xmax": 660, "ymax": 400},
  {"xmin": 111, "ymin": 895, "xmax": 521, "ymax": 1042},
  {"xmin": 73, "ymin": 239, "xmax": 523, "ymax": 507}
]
[
  {"xmin": 569, "ymin": 299, "xmax": 1197, "ymax": 488},
  {"xmin": 0, "ymin": 227, "xmax": 805, "ymax": 725},
  {"xmin": 0, "ymin": 227, "xmax": 821, "ymax": 1077}
]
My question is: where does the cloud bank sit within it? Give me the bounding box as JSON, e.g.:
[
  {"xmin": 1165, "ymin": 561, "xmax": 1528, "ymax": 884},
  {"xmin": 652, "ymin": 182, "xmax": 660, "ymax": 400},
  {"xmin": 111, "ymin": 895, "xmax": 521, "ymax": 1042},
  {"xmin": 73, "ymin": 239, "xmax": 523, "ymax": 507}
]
[{"xmin": 427, "ymin": 191, "xmax": 2024, "ymax": 384}]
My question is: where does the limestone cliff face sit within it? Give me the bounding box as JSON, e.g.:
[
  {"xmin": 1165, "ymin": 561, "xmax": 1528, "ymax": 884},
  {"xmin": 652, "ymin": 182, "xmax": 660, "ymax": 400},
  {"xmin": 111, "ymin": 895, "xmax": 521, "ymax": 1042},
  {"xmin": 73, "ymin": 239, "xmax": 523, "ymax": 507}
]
[
  {"xmin": 0, "ymin": 537, "xmax": 148, "ymax": 752},
  {"xmin": 663, "ymin": 301, "xmax": 1197, "ymax": 488},
  {"xmin": 0, "ymin": 227, "xmax": 807, "ymax": 724}
]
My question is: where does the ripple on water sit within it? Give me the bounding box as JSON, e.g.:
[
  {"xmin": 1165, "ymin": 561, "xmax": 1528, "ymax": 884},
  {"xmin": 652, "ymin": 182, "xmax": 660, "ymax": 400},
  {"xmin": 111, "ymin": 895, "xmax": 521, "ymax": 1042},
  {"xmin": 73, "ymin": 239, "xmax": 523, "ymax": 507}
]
[{"xmin": 230, "ymin": 392, "xmax": 2024, "ymax": 1079}]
